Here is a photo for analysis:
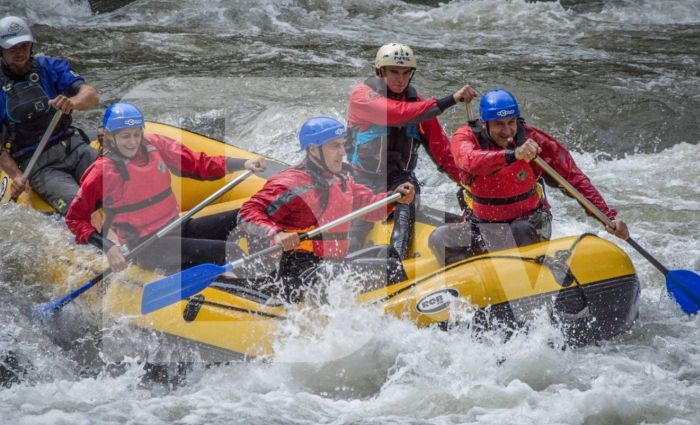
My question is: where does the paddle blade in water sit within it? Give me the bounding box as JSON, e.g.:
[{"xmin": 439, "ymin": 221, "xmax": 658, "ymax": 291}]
[
  {"xmin": 140, "ymin": 262, "xmax": 229, "ymax": 314},
  {"xmin": 665, "ymin": 269, "xmax": 700, "ymax": 315}
]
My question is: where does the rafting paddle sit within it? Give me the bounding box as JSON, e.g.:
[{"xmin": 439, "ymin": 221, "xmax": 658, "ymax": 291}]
[
  {"xmin": 465, "ymin": 99, "xmax": 699, "ymax": 313},
  {"xmin": 5, "ymin": 110, "xmax": 63, "ymax": 203},
  {"xmin": 33, "ymin": 170, "xmax": 255, "ymax": 318},
  {"xmin": 140, "ymin": 191, "xmax": 403, "ymax": 315},
  {"xmin": 533, "ymin": 156, "xmax": 700, "ymax": 314}
]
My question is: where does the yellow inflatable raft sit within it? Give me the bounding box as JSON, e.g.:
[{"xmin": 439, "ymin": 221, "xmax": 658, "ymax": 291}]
[{"xmin": 5, "ymin": 121, "xmax": 640, "ymax": 359}]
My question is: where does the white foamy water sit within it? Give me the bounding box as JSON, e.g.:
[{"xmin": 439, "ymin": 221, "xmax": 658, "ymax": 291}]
[{"xmin": 1, "ymin": 0, "xmax": 699, "ymax": 424}]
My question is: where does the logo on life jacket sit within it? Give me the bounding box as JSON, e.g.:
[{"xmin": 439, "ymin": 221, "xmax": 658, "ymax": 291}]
[{"xmin": 32, "ymin": 100, "xmax": 46, "ymax": 113}]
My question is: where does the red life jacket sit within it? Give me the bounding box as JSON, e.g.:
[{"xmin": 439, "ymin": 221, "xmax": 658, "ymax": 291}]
[
  {"xmin": 464, "ymin": 119, "xmax": 543, "ymax": 222},
  {"xmin": 465, "ymin": 161, "xmax": 541, "ymax": 221},
  {"xmin": 102, "ymin": 144, "xmax": 179, "ymax": 244},
  {"xmin": 290, "ymin": 173, "xmax": 354, "ymax": 260}
]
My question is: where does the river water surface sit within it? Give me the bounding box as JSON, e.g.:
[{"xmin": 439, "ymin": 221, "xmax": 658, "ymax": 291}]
[{"xmin": 1, "ymin": 1, "xmax": 699, "ymax": 424}]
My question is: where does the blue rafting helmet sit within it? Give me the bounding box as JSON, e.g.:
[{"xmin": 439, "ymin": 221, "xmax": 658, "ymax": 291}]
[
  {"xmin": 480, "ymin": 89, "xmax": 520, "ymax": 122},
  {"xmin": 298, "ymin": 116, "xmax": 347, "ymax": 150},
  {"xmin": 102, "ymin": 102, "xmax": 145, "ymax": 133}
]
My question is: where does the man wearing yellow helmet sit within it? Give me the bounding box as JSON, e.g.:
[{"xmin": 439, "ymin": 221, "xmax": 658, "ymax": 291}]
[{"xmin": 346, "ymin": 42, "xmax": 477, "ymax": 259}]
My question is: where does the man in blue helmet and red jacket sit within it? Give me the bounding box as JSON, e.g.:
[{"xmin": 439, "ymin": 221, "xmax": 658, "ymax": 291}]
[
  {"xmin": 428, "ymin": 89, "xmax": 629, "ymax": 265},
  {"xmin": 0, "ymin": 16, "xmax": 99, "ymax": 213},
  {"xmin": 346, "ymin": 42, "xmax": 478, "ymax": 260},
  {"xmin": 66, "ymin": 102, "xmax": 267, "ymax": 273},
  {"xmin": 238, "ymin": 116, "xmax": 415, "ymax": 301}
]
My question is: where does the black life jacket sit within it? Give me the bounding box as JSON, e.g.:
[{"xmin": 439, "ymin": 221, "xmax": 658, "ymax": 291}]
[
  {"xmin": 0, "ymin": 58, "xmax": 71, "ymax": 160},
  {"xmin": 347, "ymin": 76, "xmax": 422, "ymax": 177}
]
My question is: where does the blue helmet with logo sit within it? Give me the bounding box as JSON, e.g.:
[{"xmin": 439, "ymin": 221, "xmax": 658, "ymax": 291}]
[
  {"xmin": 299, "ymin": 116, "xmax": 347, "ymax": 150},
  {"xmin": 102, "ymin": 102, "xmax": 145, "ymax": 133},
  {"xmin": 480, "ymin": 89, "xmax": 520, "ymax": 122}
]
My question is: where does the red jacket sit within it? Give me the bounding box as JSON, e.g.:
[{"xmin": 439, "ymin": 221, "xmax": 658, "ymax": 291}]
[
  {"xmin": 451, "ymin": 123, "xmax": 617, "ymax": 221},
  {"xmin": 238, "ymin": 160, "xmax": 392, "ymax": 259},
  {"xmin": 347, "ymin": 77, "xmax": 461, "ymax": 182},
  {"xmin": 66, "ymin": 133, "xmax": 229, "ymax": 245}
]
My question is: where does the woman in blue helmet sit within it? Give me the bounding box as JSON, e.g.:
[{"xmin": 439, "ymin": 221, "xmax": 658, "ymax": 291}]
[
  {"xmin": 65, "ymin": 102, "xmax": 267, "ymax": 273},
  {"xmin": 428, "ymin": 89, "xmax": 629, "ymax": 265},
  {"xmin": 238, "ymin": 116, "xmax": 414, "ymax": 301}
]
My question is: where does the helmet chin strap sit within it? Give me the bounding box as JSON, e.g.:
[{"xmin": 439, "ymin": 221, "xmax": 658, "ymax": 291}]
[
  {"xmin": 309, "ymin": 146, "xmax": 334, "ymax": 174},
  {"xmin": 105, "ymin": 133, "xmax": 146, "ymax": 160}
]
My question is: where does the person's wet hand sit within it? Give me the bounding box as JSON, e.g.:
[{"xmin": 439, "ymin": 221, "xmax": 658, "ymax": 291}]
[
  {"xmin": 515, "ymin": 138, "xmax": 542, "ymax": 162},
  {"xmin": 106, "ymin": 245, "xmax": 128, "ymax": 272},
  {"xmin": 606, "ymin": 218, "xmax": 629, "ymax": 240},
  {"xmin": 394, "ymin": 183, "xmax": 415, "ymax": 204},
  {"xmin": 455, "ymin": 84, "xmax": 479, "ymax": 103},
  {"xmin": 274, "ymin": 231, "xmax": 300, "ymax": 252},
  {"xmin": 48, "ymin": 95, "xmax": 73, "ymax": 115},
  {"xmin": 10, "ymin": 175, "xmax": 28, "ymax": 198},
  {"xmin": 245, "ymin": 157, "xmax": 267, "ymax": 172}
]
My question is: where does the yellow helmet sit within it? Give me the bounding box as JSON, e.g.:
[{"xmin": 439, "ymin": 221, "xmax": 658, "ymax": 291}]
[{"xmin": 374, "ymin": 43, "xmax": 417, "ymax": 70}]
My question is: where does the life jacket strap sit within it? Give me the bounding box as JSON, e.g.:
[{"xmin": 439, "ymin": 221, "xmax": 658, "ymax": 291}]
[{"xmin": 464, "ymin": 186, "xmax": 538, "ymax": 206}]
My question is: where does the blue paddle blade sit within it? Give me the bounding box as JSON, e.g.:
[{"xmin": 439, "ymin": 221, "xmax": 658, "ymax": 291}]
[
  {"xmin": 140, "ymin": 262, "xmax": 230, "ymax": 315},
  {"xmin": 666, "ymin": 269, "xmax": 700, "ymax": 315},
  {"xmin": 32, "ymin": 303, "xmax": 56, "ymax": 322}
]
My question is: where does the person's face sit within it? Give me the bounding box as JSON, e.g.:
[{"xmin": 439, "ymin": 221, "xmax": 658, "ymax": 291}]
[
  {"xmin": 310, "ymin": 137, "xmax": 345, "ymax": 173},
  {"xmin": 1, "ymin": 42, "xmax": 32, "ymax": 75},
  {"xmin": 111, "ymin": 127, "xmax": 143, "ymax": 159},
  {"xmin": 486, "ymin": 117, "xmax": 518, "ymax": 148},
  {"xmin": 96, "ymin": 126, "xmax": 105, "ymax": 143},
  {"xmin": 380, "ymin": 66, "xmax": 414, "ymax": 93}
]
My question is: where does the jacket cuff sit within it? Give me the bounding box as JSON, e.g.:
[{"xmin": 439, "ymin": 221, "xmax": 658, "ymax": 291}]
[
  {"xmin": 87, "ymin": 231, "xmax": 115, "ymax": 251},
  {"xmin": 436, "ymin": 95, "xmax": 457, "ymax": 112},
  {"xmin": 505, "ymin": 150, "xmax": 517, "ymax": 164},
  {"xmin": 226, "ymin": 157, "xmax": 247, "ymax": 172},
  {"xmin": 266, "ymin": 227, "xmax": 283, "ymax": 238}
]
